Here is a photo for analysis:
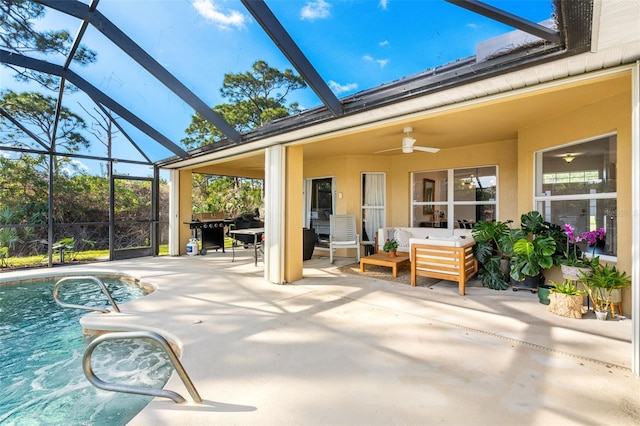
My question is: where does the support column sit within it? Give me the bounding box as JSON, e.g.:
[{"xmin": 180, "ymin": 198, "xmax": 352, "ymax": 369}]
[
  {"xmin": 285, "ymin": 146, "xmax": 304, "ymax": 282},
  {"xmin": 264, "ymin": 145, "xmax": 285, "ymax": 283},
  {"xmin": 168, "ymin": 169, "xmax": 180, "ymax": 256},
  {"xmin": 177, "ymin": 169, "xmax": 193, "ymax": 256}
]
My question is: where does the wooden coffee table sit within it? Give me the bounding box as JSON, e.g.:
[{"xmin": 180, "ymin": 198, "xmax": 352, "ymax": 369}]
[{"xmin": 359, "ymin": 252, "xmax": 410, "ymax": 278}]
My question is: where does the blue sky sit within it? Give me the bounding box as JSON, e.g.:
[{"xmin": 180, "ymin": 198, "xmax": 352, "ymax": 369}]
[{"xmin": 1, "ymin": 0, "xmax": 554, "ymax": 169}]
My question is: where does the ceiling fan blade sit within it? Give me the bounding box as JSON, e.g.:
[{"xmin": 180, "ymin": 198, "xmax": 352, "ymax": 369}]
[
  {"xmin": 374, "ymin": 147, "xmax": 402, "ymax": 154},
  {"xmin": 413, "ymin": 146, "xmax": 440, "ymax": 153}
]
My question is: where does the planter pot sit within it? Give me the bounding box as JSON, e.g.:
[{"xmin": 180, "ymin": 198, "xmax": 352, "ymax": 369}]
[
  {"xmin": 595, "ymin": 309, "xmax": 609, "ymax": 321},
  {"xmin": 547, "ymin": 293, "xmax": 585, "ymax": 319},
  {"xmin": 537, "ymin": 283, "xmax": 553, "ymax": 305},
  {"xmin": 302, "ymin": 228, "xmax": 316, "ymax": 261},
  {"xmin": 511, "ymin": 274, "xmax": 543, "ymax": 293},
  {"xmin": 387, "ymin": 250, "xmax": 397, "ymax": 258},
  {"xmin": 561, "ymin": 264, "xmax": 592, "ymax": 280}
]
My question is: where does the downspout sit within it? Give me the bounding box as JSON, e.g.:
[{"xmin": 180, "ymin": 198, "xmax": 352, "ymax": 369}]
[{"xmin": 631, "ymin": 60, "xmax": 640, "ymax": 379}]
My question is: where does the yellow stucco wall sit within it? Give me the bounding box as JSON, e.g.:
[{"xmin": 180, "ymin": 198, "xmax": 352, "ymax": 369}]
[
  {"xmin": 286, "ymin": 146, "xmax": 303, "ymax": 282},
  {"xmin": 178, "ymin": 169, "xmax": 194, "ymax": 255},
  {"xmin": 304, "ymin": 140, "xmax": 518, "ymax": 229},
  {"xmin": 518, "ymin": 86, "xmax": 632, "ymax": 313}
]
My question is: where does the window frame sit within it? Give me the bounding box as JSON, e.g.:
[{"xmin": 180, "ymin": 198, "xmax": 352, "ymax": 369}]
[
  {"xmin": 534, "ymin": 133, "xmax": 618, "ymax": 262},
  {"xmin": 410, "ymin": 165, "xmax": 498, "ymax": 228},
  {"xmin": 361, "ymin": 172, "xmax": 386, "ymax": 244}
]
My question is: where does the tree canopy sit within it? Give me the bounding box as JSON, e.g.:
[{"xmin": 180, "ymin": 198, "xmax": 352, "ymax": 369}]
[
  {"xmin": 182, "ymin": 60, "xmax": 306, "ymax": 149},
  {"xmin": 0, "ymin": 0, "xmax": 97, "ymax": 90},
  {"xmin": 0, "ymin": 90, "xmax": 90, "ymax": 156}
]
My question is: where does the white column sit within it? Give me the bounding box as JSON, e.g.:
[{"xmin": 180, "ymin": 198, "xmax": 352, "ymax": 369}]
[
  {"xmin": 168, "ymin": 169, "xmax": 180, "ymax": 256},
  {"xmin": 264, "ymin": 145, "xmax": 285, "ymax": 283},
  {"xmin": 631, "ymin": 61, "xmax": 640, "ymax": 378}
]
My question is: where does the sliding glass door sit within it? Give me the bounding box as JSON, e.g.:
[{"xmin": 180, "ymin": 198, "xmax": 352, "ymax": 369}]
[{"xmin": 304, "ymin": 177, "xmax": 335, "ymax": 248}]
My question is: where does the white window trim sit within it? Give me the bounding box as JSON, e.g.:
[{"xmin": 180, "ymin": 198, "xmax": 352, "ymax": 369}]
[{"xmin": 410, "ymin": 166, "xmax": 499, "ymax": 228}]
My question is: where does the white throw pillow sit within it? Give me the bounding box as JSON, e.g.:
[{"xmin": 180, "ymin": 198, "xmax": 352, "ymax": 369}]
[{"xmin": 394, "ymin": 229, "xmax": 413, "ymax": 247}]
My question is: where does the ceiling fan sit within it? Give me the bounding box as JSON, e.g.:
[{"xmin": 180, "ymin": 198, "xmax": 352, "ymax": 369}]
[{"xmin": 374, "ymin": 127, "xmax": 440, "ymax": 154}]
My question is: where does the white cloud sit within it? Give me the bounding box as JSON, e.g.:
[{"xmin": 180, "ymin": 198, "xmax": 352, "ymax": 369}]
[
  {"xmin": 192, "ymin": 0, "xmax": 246, "ymax": 30},
  {"xmin": 466, "ymin": 23, "xmax": 479, "ymax": 30},
  {"xmin": 301, "ymin": 0, "xmax": 331, "ymax": 21},
  {"xmin": 59, "ymin": 159, "xmax": 89, "ymax": 177},
  {"xmin": 363, "ymin": 55, "xmax": 388, "ymax": 68},
  {"xmin": 379, "ymin": 40, "xmax": 389, "ymax": 47},
  {"xmin": 328, "ymin": 80, "xmax": 358, "ymax": 94},
  {"xmin": 379, "ymin": 0, "xmax": 389, "ymax": 10}
]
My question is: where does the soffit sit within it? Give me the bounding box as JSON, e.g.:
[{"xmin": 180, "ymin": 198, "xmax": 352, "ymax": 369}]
[{"xmin": 191, "ymin": 70, "xmax": 629, "ymax": 173}]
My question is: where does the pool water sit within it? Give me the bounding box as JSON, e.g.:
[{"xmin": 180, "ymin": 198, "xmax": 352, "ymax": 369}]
[{"xmin": 0, "ymin": 277, "xmax": 172, "ymax": 425}]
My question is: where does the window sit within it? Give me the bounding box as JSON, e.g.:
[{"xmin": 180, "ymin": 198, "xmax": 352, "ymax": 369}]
[
  {"xmin": 411, "ymin": 166, "xmax": 497, "ymax": 228},
  {"xmin": 535, "ymin": 135, "xmax": 617, "ymax": 258},
  {"xmin": 361, "ymin": 173, "xmax": 386, "ymax": 244}
]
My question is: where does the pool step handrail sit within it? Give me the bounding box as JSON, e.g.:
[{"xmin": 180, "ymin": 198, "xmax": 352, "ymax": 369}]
[
  {"xmin": 83, "ymin": 330, "xmax": 202, "ymax": 404},
  {"xmin": 53, "ymin": 276, "xmax": 121, "ymax": 313}
]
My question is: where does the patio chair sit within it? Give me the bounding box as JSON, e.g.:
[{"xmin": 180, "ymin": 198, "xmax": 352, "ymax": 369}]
[{"xmin": 329, "ymin": 214, "xmax": 360, "ymax": 264}]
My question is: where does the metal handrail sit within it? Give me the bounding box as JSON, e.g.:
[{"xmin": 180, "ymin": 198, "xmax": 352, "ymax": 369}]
[
  {"xmin": 83, "ymin": 331, "xmax": 202, "ymax": 404},
  {"xmin": 53, "ymin": 276, "xmax": 121, "ymax": 313}
]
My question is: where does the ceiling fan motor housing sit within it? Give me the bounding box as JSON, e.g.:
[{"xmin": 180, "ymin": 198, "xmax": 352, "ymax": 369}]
[{"xmin": 402, "ymin": 136, "xmax": 416, "ymax": 153}]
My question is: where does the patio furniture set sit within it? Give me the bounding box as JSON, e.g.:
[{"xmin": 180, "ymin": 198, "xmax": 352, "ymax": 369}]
[{"xmin": 359, "ymin": 226, "xmax": 478, "ymax": 295}]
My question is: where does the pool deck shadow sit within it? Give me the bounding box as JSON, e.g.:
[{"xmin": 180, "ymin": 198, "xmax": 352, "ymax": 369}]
[{"xmin": 3, "ymin": 253, "xmax": 639, "ymax": 425}]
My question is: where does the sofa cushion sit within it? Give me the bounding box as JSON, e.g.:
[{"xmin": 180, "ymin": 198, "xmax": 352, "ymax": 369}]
[
  {"xmin": 412, "ymin": 236, "xmax": 475, "ymax": 248},
  {"xmin": 394, "ymin": 228, "xmax": 413, "ymax": 247},
  {"xmin": 378, "ymin": 226, "xmax": 459, "ymax": 252}
]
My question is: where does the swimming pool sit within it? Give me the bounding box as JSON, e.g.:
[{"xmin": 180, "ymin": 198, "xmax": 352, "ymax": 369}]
[{"xmin": 0, "ymin": 275, "xmax": 172, "ymax": 425}]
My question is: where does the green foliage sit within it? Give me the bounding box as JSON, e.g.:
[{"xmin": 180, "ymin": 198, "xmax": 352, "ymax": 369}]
[
  {"xmin": 472, "ymin": 219, "xmax": 513, "ymax": 262},
  {"xmin": 0, "ymin": 91, "xmax": 90, "ymax": 155},
  {"xmin": 549, "ymin": 280, "xmax": 584, "ymax": 296},
  {"xmin": 182, "ymin": 60, "xmax": 306, "ymax": 149},
  {"xmin": 509, "ymin": 211, "xmax": 559, "ymax": 282},
  {"xmin": 383, "ymin": 238, "xmax": 398, "ymax": 252},
  {"xmin": 477, "ymin": 256, "xmax": 510, "ymax": 291},
  {"xmin": 472, "ymin": 219, "xmax": 514, "ymax": 290},
  {"xmin": 0, "ymin": 0, "xmax": 97, "ymax": 90},
  {"xmin": 192, "ymin": 174, "xmax": 263, "ymax": 218},
  {"xmin": 510, "ymin": 235, "xmax": 556, "ymax": 281},
  {"xmin": 580, "ymin": 263, "xmax": 632, "ymax": 312},
  {"xmin": 519, "ymin": 210, "xmax": 566, "ymax": 266},
  {"xmin": 0, "ymin": 208, "xmax": 21, "ymax": 267}
]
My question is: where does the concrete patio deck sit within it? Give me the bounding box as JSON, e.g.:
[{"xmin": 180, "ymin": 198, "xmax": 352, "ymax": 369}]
[{"xmin": 5, "ymin": 251, "xmax": 639, "ymax": 425}]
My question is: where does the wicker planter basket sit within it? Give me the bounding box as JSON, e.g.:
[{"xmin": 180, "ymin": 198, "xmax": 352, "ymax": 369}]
[
  {"xmin": 547, "ymin": 293, "xmax": 586, "ymax": 319},
  {"xmin": 561, "ymin": 264, "xmax": 592, "ymax": 280}
]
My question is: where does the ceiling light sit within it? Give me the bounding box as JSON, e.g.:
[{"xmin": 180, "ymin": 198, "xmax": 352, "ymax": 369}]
[{"xmin": 563, "ymin": 154, "xmax": 576, "ymax": 163}]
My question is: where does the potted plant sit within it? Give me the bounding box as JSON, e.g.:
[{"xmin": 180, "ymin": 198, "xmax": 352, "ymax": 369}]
[
  {"xmin": 547, "ymin": 280, "xmax": 585, "ymax": 318},
  {"xmin": 383, "ymin": 238, "xmax": 399, "ymax": 257},
  {"xmin": 537, "ymin": 281, "xmax": 554, "ymax": 305},
  {"xmin": 509, "ymin": 211, "xmax": 557, "ymax": 292},
  {"xmin": 579, "ymin": 263, "xmax": 631, "ymax": 320},
  {"xmin": 472, "ymin": 219, "xmax": 514, "ymax": 290},
  {"xmin": 560, "ymin": 224, "xmax": 604, "ymax": 279}
]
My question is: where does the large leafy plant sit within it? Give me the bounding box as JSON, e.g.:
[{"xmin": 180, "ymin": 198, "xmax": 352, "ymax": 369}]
[
  {"xmin": 509, "ymin": 211, "xmax": 558, "ymax": 282},
  {"xmin": 472, "ymin": 219, "xmax": 514, "ymax": 290}
]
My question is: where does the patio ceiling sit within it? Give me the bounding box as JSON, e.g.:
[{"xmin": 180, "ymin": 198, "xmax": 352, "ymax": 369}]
[
  {"xmin": 1, "ymin": 0, "xmax": 587, "ymax": 169},
  {"xmin": 189, "ymin": 70, "xmax": 630, "ymax": 174}
]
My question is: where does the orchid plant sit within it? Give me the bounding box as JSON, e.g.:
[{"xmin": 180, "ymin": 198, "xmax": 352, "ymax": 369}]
[{"xmin": 562, "ymin": 224, "xmax": 605, "ymax": 268}]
